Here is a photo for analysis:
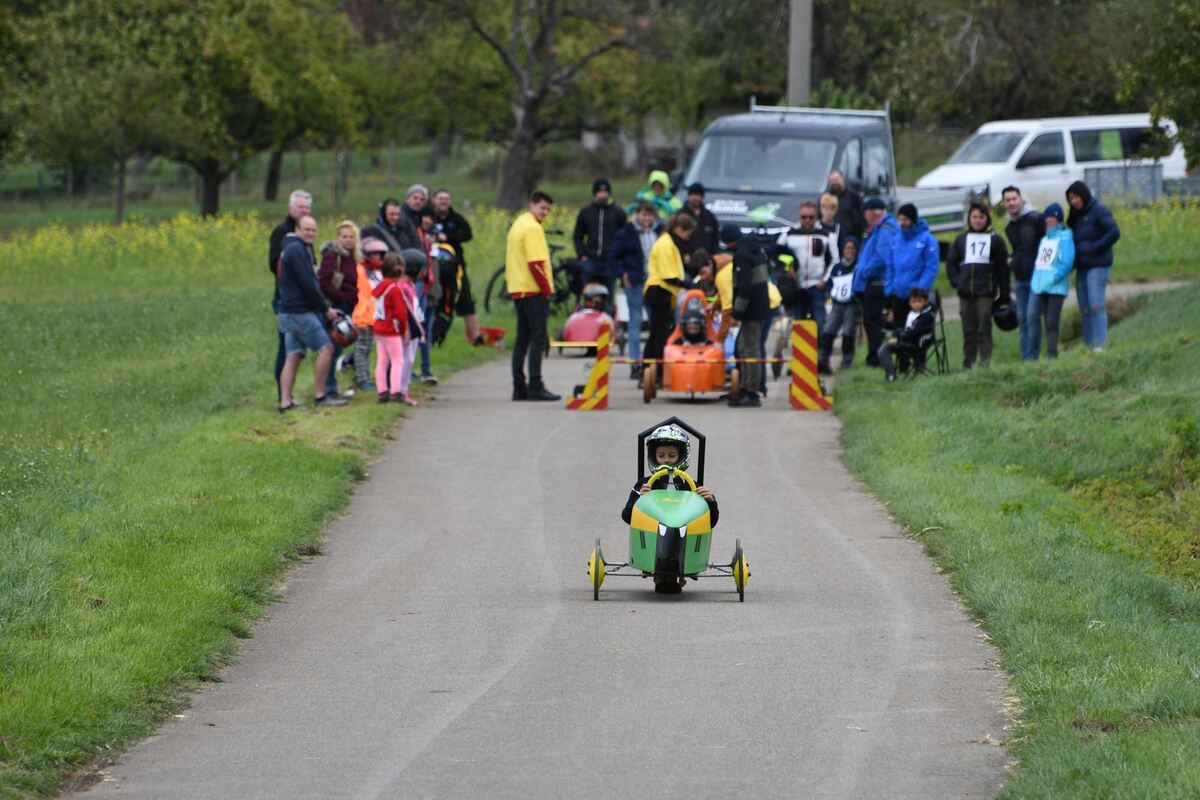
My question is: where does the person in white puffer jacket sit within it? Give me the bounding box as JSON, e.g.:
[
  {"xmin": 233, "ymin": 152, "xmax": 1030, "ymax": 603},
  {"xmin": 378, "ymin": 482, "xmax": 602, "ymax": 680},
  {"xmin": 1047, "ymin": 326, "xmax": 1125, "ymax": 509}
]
[{"xmin": 775, "ymin": 200, "xmax": 834, "ymax": 333}]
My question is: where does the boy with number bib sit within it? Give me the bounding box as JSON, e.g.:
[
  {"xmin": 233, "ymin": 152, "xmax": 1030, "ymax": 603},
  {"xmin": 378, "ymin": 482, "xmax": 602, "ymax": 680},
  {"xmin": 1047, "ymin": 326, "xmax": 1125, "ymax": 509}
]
[
  {"xmin": 946, "ymin": 202, "xmax": 1009, "ymax": 369},
  {"xmin": 818, "ymin": 236, "xmax": 861, "ymax": 373},
  {"xmin": 1029, "ymin": 203, "xmax": 1075, "ymax": 360}
]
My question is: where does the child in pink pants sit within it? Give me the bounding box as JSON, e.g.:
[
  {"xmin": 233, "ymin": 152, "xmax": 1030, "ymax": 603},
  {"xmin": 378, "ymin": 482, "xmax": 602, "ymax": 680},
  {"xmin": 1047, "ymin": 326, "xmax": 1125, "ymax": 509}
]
[
  {"xmin": 396, "ymin": 257, "xmax": 425, "ymax": 407},
  {"xmin": 372, "ymin": 254, "xmax": 410, "ymax": 403}
]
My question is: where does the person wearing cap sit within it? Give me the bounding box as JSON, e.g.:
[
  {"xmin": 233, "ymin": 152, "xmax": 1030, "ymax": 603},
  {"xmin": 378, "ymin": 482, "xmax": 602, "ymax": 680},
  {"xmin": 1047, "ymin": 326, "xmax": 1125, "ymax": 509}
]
[
  {"xmin": 722, "ymin": 222, "xmax": 770, "ymax": 407},
  {"xmin": 572, "ymin": 177, "xmax": 626, "ymax": 292},
  {"xmin": 401, "ymin": 184, "xmax": 430, "ymax": 229},
  {"xmin": 361, "ymin": 198, "xmax": 420, "ymax": 253},
  {"xmin": 626, "ymin": 169, "xmax": 683, "ymax": 220},
  {"xmin": 946, "ymin": 201, "xmax": 1010, "ymax": 369},
  {"xmin": 679, "ymin": 182, "xmax": 720, "ymax": 262},
  {"xmin": 886, "ymin": 203, "xmax": 940, "ymax": 331},
  {"xmin": 850, "ymin": 196, "xmax": 898, "ymax": 366},
  {"xmin": 1028, "ymin": 203, "xmax": 1075, "ymax": 360},
  {"xmin": 351, "ymin": 237, "xmax": 389, "ymax": 391},
  {"xmin": 505, "ymin": 190, "xmax": 561, "ymax": 401}
]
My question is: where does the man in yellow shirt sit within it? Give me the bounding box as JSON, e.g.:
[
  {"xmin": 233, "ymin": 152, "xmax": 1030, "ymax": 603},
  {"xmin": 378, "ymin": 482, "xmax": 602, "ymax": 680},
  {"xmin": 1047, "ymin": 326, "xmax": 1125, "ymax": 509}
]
[
  {"xmin": 642, "ymin": 215, "xmax": 694, "ymax": 378},
  {"xmin": 505, "ymin": 191, "xmax": 560, "ymax": 401}
]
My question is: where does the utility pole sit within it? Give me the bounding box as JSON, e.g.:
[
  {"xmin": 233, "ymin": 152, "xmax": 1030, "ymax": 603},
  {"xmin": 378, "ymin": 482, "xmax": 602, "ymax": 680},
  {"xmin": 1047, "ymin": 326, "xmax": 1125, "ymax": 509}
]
[{"xmin": 787, "ymin": 0, "xmax": 813, "ymax": 106}]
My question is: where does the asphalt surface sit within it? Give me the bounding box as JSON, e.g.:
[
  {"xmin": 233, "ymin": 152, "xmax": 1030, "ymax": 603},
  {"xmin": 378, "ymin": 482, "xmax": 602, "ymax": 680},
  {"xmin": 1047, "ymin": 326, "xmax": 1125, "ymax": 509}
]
[{"xmin": 81, "ymin": 355, "xmax": 1010, "ymax": 799}]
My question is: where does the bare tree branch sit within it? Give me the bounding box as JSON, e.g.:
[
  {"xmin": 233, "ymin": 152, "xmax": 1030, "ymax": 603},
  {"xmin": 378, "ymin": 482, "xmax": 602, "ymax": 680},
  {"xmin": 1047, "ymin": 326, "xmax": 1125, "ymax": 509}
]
[
  {"xmin": 549, "ymin": 34, "xmax": 631, "ymax": 87},
  {"xmin": 458, "ymin": 2, "xmax": 526, "ymax": 87}
]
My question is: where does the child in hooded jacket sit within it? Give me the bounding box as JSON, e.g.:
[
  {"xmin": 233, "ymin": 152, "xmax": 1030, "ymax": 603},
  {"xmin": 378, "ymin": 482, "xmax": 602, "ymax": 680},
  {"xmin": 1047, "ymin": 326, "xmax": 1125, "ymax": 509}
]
[
  {"xmin": 1028, "ymin": 203, "xmax": 1075, "ymax": 360},
  {"xmin": 372, "ymin": 253, "xmax": 410, "ymax": 403}
]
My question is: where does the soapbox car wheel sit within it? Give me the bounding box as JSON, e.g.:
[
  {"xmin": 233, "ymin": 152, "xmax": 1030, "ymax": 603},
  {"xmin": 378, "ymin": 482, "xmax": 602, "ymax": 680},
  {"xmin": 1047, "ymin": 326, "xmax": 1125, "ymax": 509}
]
[
  {"xmin": 732, "ymin": 538, "xmax": 749, "ymax": 602},
  {"xmin": 653, "ymin": 575, "xmax": 682, "ymax": 595},
  {"xmin": 589, "ymin": 538, "xmax": 605, "ymax": 601},
  {"xmin": 642, "ymin": 363, "xmax": 657, "ymax": 403}
]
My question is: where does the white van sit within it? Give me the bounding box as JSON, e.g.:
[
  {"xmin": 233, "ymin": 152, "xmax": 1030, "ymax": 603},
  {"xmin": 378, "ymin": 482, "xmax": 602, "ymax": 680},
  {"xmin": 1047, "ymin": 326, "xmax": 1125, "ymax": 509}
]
[{"xmin": 915, "ymin": 114, "xmax": 1187, "ymax": 208}]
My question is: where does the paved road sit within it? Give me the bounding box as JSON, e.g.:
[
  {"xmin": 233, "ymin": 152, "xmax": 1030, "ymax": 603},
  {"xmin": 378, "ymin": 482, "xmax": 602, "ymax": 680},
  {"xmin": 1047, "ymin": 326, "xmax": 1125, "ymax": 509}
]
[{"xmin": 82, "ymin": 356, "xmax": 1009, "ymax": 799}]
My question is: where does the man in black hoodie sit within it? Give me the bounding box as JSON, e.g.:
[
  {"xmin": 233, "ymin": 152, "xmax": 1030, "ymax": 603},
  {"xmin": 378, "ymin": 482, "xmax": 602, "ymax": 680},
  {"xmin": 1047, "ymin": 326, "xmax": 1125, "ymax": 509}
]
[
  {"xmin": 432, "ymin": 187, "xmax": 482, "ymax": 343},
  {"xmin": 572, "ymin": 177, "xmax": 626, "ymax": 290},
  {"xmin": 361, "ymin": 198, "xmax": 419, "ymax": 253},
  {"xmin": 679, "ymin": 182, "xmax": 720, "ymax": 264},
  {"xmin": 1002, "ymin": 186, "xmax": 1041, "ymax": 361},
  {"xmin": 724, "ymin": 223, "xmax": 770, "ymax": 407}
]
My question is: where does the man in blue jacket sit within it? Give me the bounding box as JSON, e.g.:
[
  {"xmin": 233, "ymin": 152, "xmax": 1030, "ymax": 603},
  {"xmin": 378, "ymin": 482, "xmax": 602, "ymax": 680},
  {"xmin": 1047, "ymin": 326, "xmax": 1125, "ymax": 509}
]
[
  {"xmin": 1066, "ymin": 180, "xmax": 1121, "ymax": 351},
  {"xmin": 277, "ymin": 216, "xmax": 347, "ymax": 412},
  {"xmin": 851, "ymin": 197, "xmax": 897, "ymax": 366},
  {"xmin": 886, "ymin": 203, "xmax": 940, "ymax": 329},
  {"xmin": 609, "ymin": 201, "xmax": 661, "ymax": 379}
]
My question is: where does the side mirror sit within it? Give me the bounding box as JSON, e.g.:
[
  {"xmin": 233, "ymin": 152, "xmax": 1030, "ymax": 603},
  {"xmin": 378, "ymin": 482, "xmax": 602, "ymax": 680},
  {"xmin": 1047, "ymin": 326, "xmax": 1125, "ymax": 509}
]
[{"xmin": 671, "ymin": 169, "xmax": 687, "ymax": 193}]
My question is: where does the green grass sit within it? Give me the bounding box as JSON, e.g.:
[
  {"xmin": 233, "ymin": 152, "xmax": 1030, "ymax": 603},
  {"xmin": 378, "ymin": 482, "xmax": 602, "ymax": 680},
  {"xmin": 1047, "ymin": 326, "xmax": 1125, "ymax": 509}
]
[
  {"xmin": 835, "ymin": 282, "xmax": 1200, "ymax": 797},
  {"xmin": 0, "ymin": 208, "xmax": 582, "ymax": 797}
]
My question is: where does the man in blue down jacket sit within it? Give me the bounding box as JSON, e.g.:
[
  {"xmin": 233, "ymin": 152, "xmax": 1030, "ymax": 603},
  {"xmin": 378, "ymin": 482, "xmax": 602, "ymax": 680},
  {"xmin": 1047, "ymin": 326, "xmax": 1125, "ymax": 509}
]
[
  {"xmin": 851, "ymin": 197, "xmax": 898, "ymax": 366},
  {"xmin": 1066, "ymin": 180, "xmax": 1121, "ymax": 351},
  {"xmin": 886, "ymin": 203, "xmax": 940, "ymax": 329}
]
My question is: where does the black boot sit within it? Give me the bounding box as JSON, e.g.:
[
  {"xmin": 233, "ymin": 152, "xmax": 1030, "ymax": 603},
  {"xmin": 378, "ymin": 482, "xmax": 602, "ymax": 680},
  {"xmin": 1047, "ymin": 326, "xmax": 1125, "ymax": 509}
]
[
  {"xmin": 841, "ymin": 335, "xmax": 856, "ymax": 368},
  {"xmin": 527, "ymin": 382, "xmax": 560, "ymax": 401},
  {"xmin": 513, "ymin": 383, "xmax": 528, "ymax": 401}
]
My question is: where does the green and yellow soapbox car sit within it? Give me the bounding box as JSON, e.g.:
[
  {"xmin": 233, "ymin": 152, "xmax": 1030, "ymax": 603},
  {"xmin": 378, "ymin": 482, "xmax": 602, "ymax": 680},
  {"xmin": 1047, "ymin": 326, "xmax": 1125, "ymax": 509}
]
[{"xmin": 587, "ymin": 417, "xmax": 750, "ymax": 601}]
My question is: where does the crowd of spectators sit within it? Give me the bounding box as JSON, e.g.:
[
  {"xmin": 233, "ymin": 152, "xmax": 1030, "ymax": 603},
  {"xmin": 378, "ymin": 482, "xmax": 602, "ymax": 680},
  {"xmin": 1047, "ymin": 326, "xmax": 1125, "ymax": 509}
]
[
  {"xmin": 269, "ymin": 169, "xmax": 1122, "ymax": 412},
  {"xmin": 267, "ymin": 183, "xmax": 480, "ymax": 412}
]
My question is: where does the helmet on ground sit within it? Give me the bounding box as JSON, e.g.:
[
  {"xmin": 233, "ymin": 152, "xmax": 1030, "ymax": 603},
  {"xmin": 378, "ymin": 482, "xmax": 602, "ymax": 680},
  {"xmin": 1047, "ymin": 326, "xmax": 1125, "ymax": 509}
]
[
  {"xmin": 331, "ymin": 314, "xmax": 358, "ymax": 348},
  {"xmin": 646, "ymin": 424, "xmax": 690, "ymax": 472},
  {"xmin": 992, "ymin": 299, "xmax": 1018, "ymax": 331}
]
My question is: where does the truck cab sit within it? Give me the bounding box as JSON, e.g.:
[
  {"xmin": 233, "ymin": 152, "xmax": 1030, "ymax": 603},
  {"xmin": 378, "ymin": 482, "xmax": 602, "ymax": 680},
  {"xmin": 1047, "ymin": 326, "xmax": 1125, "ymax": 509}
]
[{"xmin": 678, "ymin": 100, "xmax": 966, "ymax": 236}]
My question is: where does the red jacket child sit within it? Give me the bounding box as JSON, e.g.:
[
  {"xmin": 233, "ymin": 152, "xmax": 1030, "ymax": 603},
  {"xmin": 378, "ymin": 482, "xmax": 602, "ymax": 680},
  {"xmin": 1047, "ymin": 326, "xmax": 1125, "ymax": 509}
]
[{"xmin": 372, "ymin": 278, "xmax": 409, "ymax": 337}]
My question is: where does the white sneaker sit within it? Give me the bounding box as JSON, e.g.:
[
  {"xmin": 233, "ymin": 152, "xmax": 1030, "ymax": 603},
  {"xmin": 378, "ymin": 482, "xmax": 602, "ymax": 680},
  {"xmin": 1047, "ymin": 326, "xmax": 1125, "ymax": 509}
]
[{"xmin": 1092, "ymin": 347, "xmax": 1104, "ymax": 354}]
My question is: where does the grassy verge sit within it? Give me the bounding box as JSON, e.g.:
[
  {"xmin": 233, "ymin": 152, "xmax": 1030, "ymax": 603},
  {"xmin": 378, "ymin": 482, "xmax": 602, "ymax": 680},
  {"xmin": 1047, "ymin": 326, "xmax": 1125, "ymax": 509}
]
[
  {"xmin": 834, "ymin": 282, "xmax": 1200, "ymax": 797},
  {"xmin": 0, "ymin": 209, "xmax": 570, "ymax": 796}
]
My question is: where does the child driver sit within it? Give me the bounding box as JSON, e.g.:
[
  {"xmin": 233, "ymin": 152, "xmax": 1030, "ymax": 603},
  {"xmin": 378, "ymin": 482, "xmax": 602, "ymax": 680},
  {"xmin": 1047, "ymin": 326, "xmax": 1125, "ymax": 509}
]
[{"xmin": 621, "ymin": 424, "xmax": 718, "ymax": 525}]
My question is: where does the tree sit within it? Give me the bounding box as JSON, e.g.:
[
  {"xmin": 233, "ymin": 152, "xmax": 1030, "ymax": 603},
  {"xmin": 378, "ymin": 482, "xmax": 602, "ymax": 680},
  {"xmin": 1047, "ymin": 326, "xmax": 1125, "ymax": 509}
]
[
  {"xmin": 24, "ymin": 1, "xmax": 177, "ymax": 223},
  {"xmin": 1122, "ymin": 2, "xmax": 1200, "ymax": 168},
  {"xmin": 454, "ymin": 1, "xmax": 637, "ymax": 209},
  {"xmin": 154, "ymin": 0, "xmax": 363, "ymax": 216}
]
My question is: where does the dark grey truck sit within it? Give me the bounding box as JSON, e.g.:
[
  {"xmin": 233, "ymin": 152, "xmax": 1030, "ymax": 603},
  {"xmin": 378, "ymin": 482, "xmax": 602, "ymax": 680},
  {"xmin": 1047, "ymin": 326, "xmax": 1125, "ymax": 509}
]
[{"xmin": 676, "ymin": 101, "xmax": 966, "ymax": 236}]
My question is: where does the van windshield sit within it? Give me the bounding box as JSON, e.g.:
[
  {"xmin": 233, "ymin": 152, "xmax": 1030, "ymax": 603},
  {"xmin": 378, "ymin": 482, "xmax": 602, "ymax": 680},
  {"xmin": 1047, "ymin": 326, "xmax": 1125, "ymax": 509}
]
[
  {"xmin": 685, "ymin": 135, "xmax": 837, "ymax": 194},
  {"xmin": 948, "ymin": 132, "xmax": 1026, "ymax": 164}
]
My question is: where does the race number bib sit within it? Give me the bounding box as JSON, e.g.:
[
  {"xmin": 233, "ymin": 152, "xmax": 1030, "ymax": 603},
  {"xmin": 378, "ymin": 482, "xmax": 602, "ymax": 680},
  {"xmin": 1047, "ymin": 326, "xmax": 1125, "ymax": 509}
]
[
  {"xmin": 964, "ymin": 233, "xmax": 991, "ymax": 264},
  {"xmin": 830, "ymin": 273, "xmax": 854, "ymax": 302},
  {"xmin": 1035, "ymin": 240, "xmax": 1059, "ymax": 271}
]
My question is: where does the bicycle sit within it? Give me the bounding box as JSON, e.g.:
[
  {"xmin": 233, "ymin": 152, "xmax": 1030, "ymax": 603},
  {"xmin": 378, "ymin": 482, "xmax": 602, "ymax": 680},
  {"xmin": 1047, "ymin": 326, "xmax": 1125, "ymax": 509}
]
[{"xmin": 483, "ymin": 229, "xmax": 583, "ymax": 314}]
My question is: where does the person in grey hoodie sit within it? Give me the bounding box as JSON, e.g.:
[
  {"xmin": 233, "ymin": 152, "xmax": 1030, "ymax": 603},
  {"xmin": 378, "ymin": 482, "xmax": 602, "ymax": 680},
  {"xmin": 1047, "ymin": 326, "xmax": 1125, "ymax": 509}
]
[{"xmin": 1002, "ymin": 186, "xmax": 1041, "ymax": 361}]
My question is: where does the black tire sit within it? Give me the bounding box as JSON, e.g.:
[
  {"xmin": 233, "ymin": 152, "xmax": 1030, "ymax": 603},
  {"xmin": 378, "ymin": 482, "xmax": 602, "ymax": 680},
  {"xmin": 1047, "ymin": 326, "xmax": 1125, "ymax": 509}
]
[
  {"xmin": 734, "ymin": 538, "xmax": 746, "ymax": 603},
  {"xmin": 484, "ymin": 266, "xmax": 510, "ymax": 314},
  {"xmin": 592, "ymin": 538, "xmax": 603, "ymax": 601},
  {"xmin": 654, "ymin": 577, "xmax": 682, "ymax": 594}
]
